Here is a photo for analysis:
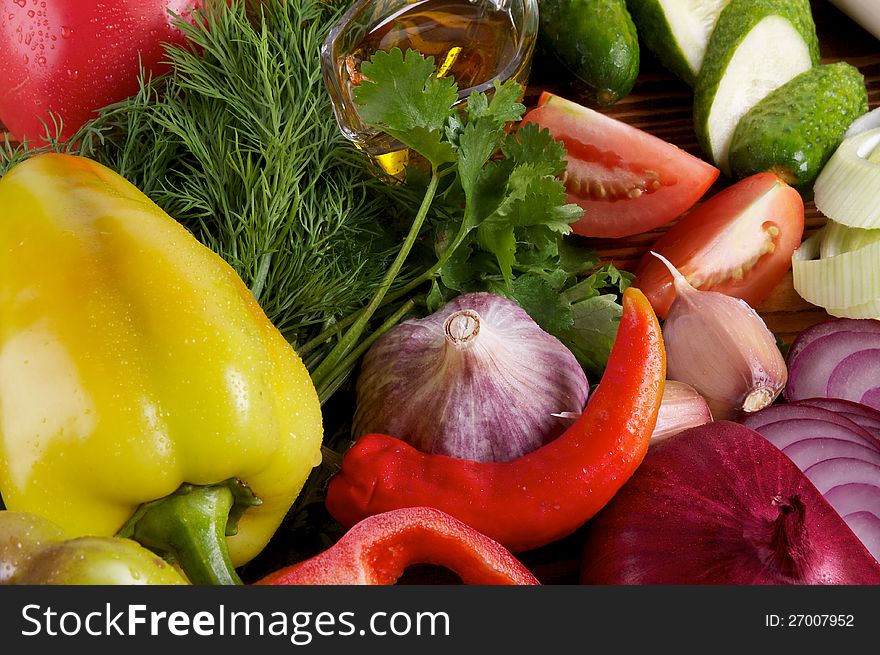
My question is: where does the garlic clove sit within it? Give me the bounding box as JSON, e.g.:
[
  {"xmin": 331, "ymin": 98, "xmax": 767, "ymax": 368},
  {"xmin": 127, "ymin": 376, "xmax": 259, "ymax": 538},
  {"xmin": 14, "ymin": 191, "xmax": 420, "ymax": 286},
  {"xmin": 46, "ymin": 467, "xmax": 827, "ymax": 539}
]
[
  {"xmin": 353, "ymin": 292, "xmax": 590, "ymax": 462},
  {"xmin": 650, "ymin": 380, "xmax": 713, "ymax": 445},
  {"xmin": 650, "ymin": 252, "xmax": 787, "ymax": 420}
]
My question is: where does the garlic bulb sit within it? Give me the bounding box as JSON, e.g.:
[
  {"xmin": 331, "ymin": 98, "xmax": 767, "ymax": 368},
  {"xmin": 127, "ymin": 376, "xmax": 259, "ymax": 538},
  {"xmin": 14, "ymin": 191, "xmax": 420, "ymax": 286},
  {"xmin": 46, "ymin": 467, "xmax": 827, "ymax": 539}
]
[
  {"xmin": 353, "ymin": 292, "xmax": 589, "ymax": 462},
  {"xmin": 651, "ymin": 252, "xmax": 787, "ymax": 420}
]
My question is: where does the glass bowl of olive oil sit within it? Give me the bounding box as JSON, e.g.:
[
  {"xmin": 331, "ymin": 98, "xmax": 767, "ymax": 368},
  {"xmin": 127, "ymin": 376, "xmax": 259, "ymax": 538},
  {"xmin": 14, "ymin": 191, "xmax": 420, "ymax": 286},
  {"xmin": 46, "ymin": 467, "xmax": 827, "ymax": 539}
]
[{"xmin": 321, "ymin": 0, "xmax": 539, "ymax": 176}]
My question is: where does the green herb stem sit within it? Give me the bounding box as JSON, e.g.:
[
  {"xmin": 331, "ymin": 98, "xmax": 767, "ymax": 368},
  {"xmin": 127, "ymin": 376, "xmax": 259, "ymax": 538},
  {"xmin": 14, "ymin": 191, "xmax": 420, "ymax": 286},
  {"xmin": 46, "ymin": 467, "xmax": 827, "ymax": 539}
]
[
  {"xmin": 310, "ymin": 170, "xmax": 441, "ymax": 392},
  {"xmin": 316, "ymin": 297, "xmax": 417, "ymax": 404},
  {"xmin": 386, "ymin": 209, "xmax": 473, "ymax": 301}
]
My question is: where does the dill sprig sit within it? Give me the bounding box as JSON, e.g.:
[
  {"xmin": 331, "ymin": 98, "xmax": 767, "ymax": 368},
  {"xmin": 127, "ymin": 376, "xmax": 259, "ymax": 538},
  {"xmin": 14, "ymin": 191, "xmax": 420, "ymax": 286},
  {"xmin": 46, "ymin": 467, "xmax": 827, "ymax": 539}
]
[{"xmin": 1, "ymin": 0, "xmax": 415, "ymax": 367}]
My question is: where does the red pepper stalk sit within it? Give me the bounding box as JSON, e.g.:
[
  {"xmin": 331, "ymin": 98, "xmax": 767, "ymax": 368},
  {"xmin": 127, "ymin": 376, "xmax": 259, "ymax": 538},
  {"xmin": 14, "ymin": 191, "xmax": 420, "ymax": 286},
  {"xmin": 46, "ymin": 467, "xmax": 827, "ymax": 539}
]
[
  {"xmin": 255, "ymin": 507, "xmax": 538, "ymax": 585},
  {"xmin": 325, "ymin": 287, "xmax": 666, "ymax": 552}
]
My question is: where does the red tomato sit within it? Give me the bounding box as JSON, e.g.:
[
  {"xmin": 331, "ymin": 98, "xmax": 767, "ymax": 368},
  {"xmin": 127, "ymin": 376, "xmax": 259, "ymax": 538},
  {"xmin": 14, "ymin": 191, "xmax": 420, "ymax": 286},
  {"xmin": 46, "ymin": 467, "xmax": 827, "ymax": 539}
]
[
  {"xmin": 0, "ymin": 1, "xmax": 201, "ymax": 142},
  {"xmin": 521, "ymin": 92, "xmax": 719, "ymax": 239},
  {"xmin": 634, "ymin": 172, "xmax": 805, "ymax": 319}
]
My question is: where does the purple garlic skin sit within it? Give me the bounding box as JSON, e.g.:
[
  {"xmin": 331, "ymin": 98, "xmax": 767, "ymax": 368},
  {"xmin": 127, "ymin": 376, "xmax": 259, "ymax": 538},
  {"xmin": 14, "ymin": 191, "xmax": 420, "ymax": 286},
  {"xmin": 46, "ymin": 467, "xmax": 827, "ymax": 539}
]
[{"xmin": 353, "ymin": 292, "xmax": 589, "ymax": 462}]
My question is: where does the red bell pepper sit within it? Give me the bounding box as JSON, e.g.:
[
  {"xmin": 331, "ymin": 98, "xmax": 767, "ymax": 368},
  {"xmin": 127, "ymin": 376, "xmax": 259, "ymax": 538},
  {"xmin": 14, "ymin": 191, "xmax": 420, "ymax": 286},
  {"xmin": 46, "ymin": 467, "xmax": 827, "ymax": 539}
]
[
  {"xmin": 254, "ymin": 507, "xmax": 539, "ymax": 585},
  {"xmin": 0, "ymin": 1, "xmax": 201, "ymax": 142},
  {"xmin": 325, "ymin": 287, "xmax": 666, "ymax": 552}
]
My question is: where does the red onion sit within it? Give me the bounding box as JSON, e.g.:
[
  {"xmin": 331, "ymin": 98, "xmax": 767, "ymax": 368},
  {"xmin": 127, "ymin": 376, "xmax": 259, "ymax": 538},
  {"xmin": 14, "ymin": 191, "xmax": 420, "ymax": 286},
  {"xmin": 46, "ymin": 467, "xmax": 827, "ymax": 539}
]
[
  {"xmin": 784, "ymin": 317, "xmax": 880, "ymax": 405},
  {"xmin": 786, "ymin": 317, "xmax": 880, "ymax": 366},
  {"xmin": 580, "ymin": 421, "xmax": 880, "ymax": 584},
  {"xmin": 741, "ymin": 404, "xmax": 880, "ymax": 561},
  {"xmin": 790, "ymin": 397, "xmax": 880, "ymax": 441}
]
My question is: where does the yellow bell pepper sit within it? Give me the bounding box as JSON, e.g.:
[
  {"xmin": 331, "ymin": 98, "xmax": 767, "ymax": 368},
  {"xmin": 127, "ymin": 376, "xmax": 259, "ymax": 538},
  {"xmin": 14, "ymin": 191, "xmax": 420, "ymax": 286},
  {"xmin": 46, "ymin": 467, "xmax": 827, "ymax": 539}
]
[{"xmin": 0, "ymin": 153, "xmax": 323, "ymax": 584}]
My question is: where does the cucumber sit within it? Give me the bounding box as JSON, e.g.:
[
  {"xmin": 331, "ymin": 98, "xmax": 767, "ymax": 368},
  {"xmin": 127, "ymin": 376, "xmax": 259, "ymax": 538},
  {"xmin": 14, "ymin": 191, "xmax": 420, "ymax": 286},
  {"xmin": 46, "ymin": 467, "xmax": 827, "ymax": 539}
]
[
  {"xmin": 728, "ymin": 62, "xmax": 868, "ymax": 193},
  {"xmin": 539, "ymin": 0, "xmax": 640, "ymax": 105},
  {"xmin": 693, "ymin": 0, "xmax": 820, "ymax": 175},
  {"xmin": 626, "ymin": 0, "xmax": 731, "ymax": 86}
]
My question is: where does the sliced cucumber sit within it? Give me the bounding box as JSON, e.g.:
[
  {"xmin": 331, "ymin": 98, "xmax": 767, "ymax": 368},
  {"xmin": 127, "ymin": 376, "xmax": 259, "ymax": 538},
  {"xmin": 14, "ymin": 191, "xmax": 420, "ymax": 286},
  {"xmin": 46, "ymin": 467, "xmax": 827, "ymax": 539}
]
[
  {"xmin": 814, "ymin": 127, "xmax": 880, "ymax": 229},
  {"xmin": 793, "ymin": 226, "xmax": 880, "ymax": 309},
  {"xmin": 693, "ymin": 0, "xmax": 819, "ymax": 175},
  {"xmin": 627, "ymin": 0, "xmax": 731, "ymax": 86}
]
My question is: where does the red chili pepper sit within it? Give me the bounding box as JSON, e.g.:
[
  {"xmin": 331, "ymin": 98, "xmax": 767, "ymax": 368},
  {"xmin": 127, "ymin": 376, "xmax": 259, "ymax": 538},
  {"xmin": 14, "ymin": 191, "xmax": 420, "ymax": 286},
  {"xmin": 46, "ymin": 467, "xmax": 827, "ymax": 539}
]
[
  {"xmin": 254, "ymin": 507, "xmax": 539, "ymax": 585},
  {"xmin": 325, "ymin": 287, "xmax": 666, "ymax": 552}
]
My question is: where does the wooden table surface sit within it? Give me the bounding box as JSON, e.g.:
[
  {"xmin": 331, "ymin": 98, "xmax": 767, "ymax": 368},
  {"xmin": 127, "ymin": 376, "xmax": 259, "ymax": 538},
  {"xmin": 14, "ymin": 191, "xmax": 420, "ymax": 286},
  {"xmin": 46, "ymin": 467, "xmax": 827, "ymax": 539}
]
[{"xmin": 1, "ymin": 0, "xmax": 877, "ymax": 584}]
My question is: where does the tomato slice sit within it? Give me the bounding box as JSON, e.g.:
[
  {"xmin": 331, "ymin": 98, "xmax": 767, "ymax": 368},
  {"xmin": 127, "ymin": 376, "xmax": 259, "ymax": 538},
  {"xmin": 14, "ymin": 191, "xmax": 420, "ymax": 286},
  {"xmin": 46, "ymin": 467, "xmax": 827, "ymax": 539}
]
[
  {"xmin": 634, "ymin": 172, "xmax": 805, "ymax": 319},
  {"xmin": 521, "ymin": 92, "xmax": 719, "ymax": 239}
]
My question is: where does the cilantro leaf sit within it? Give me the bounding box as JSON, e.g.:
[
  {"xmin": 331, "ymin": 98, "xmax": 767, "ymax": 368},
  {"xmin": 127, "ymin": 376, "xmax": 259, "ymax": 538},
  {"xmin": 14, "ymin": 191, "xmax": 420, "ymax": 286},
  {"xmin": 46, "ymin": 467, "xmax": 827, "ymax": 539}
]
[
  {"xmin": 511, "ymin": 275, "xmax": 574, "ymax": 334},
  {"xmin": 503, "ymin": 122, "xmax": 569, "ymax": 177},
  {"xmin": 563, "ymin": 263, "xmax": 635, "ymax": 303},
  {"xmin": 558, "ymin": 294, "xmax": 624, "ymax": 377},
  {"xmin": 354, "ymin": 48, "xmax": 457, "ymax": 167},
  {"xmin": 467, "ymin": 80, "xmax": 525, "ymax": 124}
]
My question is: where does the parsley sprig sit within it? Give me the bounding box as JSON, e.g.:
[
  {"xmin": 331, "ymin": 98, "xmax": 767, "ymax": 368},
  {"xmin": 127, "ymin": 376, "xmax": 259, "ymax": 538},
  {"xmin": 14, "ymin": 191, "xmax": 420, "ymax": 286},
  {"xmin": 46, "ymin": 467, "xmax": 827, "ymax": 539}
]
[{"xmin": 309, "ymin": 48, "xmax": 632, "ymax": 397}]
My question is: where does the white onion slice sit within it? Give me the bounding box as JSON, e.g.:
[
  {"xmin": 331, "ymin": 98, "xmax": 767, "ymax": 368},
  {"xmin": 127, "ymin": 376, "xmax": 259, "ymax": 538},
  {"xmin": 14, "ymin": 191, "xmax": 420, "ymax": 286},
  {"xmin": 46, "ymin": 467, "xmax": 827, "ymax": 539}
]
[
  {"xmin": 813, "ymin": 126, "xmax": 880, "ymax": 229},
  {"xmin": 844, "ymin": 106, "xmax": 880, "ymax": 140},
  {"xmin": 793, "ymin": 237, "xmax": 880, "ymax": 308},
  {"xmin": 826, "ymin": 298, "xmax": 880, "ymax": 319}
]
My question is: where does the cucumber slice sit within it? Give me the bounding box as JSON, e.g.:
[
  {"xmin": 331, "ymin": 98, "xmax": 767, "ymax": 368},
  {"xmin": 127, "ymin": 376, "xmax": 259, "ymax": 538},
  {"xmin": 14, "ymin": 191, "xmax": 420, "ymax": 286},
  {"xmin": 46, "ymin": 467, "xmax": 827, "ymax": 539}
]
[
  {"xmin": 814, "ymin": 127, "xmax": 880, "ymax": 229},
  {"xmin": 627, "ymin": 0, "xmax": 731, "ymax": 86},
  {"xmin": 694, "ymin": 0, "xmax": 819, "ymax": 175},
  {"xmin": 793, "ymin": 227, "xmax": 880, "ymax": 309}
]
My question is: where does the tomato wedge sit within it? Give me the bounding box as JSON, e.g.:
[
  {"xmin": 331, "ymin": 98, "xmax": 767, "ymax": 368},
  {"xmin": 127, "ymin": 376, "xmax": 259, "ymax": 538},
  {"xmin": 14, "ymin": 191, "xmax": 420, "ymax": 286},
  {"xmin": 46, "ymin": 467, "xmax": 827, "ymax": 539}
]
[
  {"xmin": 634, "ymin": 172, "xmax": 805, "ymax": 319},
  {"xmin": 521, "ymin": 92, "xmax": 719, "ymax": 239}
]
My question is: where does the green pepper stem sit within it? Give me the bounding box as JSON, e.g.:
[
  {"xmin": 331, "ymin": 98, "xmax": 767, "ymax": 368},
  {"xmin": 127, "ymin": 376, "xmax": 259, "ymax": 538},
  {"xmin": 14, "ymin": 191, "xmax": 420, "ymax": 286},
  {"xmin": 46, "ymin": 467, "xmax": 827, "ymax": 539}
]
[{"xmin": 119, "ymin": 483, "xmax": 245, "ymax": 585}]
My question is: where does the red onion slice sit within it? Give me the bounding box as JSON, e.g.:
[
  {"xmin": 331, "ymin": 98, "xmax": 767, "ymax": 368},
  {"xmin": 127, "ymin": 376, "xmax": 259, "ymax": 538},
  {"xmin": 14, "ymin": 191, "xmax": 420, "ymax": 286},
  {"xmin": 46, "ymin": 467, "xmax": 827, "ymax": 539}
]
[
  {"xmin": 790, "ymin": 397, "xmax": 880, "ymax": 442},
  {"xmin": 826, "ymin": 348, "xmax": 880, "ymax": 410},
  {"xmin": 845, "ymin": 514, "xmax": 880, "ymax": 559},
  {"xmin": 803, "ymin": 457, "xmax": 880, "ymax": 494},
  {"xmin": 782, "ymin": 438, "xmax": 880, "ymax": 468},
  {"xmin": 825, "ymin": 483, "xmax": 880, "ymax": 518},
  {"xmin": 740, "ymin": 404, "xmax": 877, "ymax": 440},
  {"xmin": 756, "ymin": 419, "xmax": 880, "ymax": 451},
  {"xmin": 785, "ymin": 331, "xmax": 880, "ymax": 401},
  {"xmin": 786, "ymin": 318, "xmax": 880, "ymax": 372}
]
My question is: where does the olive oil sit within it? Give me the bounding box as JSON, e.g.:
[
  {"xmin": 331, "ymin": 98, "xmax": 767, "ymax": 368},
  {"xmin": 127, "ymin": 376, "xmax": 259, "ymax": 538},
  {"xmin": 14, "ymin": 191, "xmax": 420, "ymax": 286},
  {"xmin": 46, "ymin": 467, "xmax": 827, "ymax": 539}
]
[
  {"xmin": 348, "ymin": 0, "xmax": 520, "ymax": 96},
  {"xmin": 322, "ymin": 0, "xmax": 536, "ymax": 178}
]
